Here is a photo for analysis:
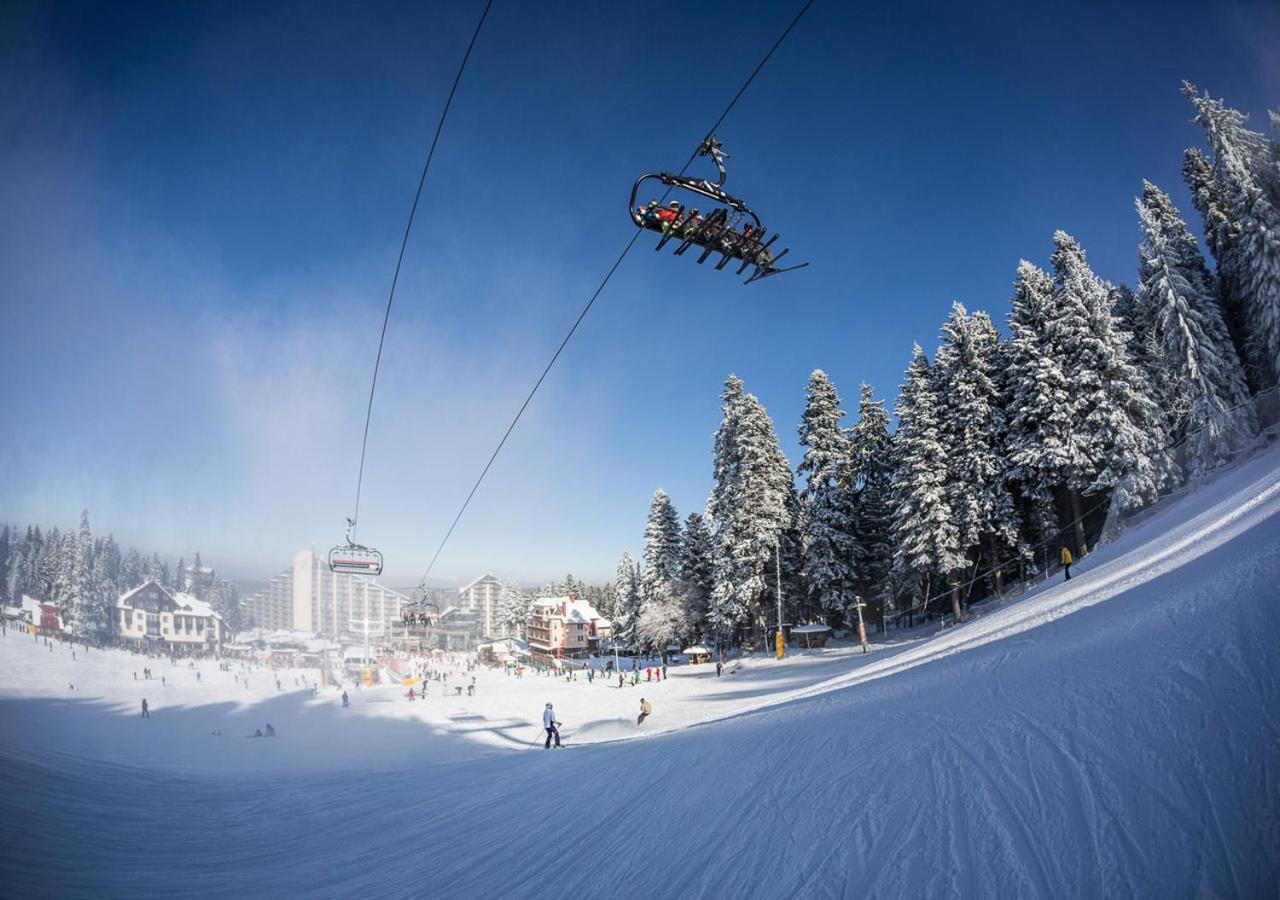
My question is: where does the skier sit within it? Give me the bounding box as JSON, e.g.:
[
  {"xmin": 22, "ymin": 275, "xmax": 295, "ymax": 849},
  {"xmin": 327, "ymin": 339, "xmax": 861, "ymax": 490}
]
[
  {"xmin": 716, "ymin": 660, "xmax": 723, "ymax": 677},
  {"xmin": 1060, "ymin": 544, "xmax": 1073, "ymax": 580},
  {"xmin": 618, "ymin": 672, "xmax": 624, "ymax": 688},
  {"xmin": 637, "ymin": 697, "xmax": 652, "ymax": 726},
  {"xmin": 141, "ymin": 698, "xmax": 150, "ymax": 719},
  {"xmin": 265, "ymin": 723, "xmax": 276, "ymax": 737},
  {"xmin": 342, "ymin": 690, "xmax": 349, "ymax": 708},
  {"xmin": 543, "ymin": 702, "xmax": 561, "ymax": 749}
]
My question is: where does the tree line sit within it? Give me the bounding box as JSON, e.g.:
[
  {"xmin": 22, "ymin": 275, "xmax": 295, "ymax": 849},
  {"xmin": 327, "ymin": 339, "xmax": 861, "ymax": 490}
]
[
  {"xmin": 0, "ymin": 512, "xmax": 244, "ymax": 640},
  {"xmin": 612, "ymin": 83, "xmax": 1279, "ymax": 648}
]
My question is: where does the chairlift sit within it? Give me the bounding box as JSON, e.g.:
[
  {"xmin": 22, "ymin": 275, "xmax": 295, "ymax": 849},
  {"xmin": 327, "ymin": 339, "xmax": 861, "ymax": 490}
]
[
  {"xmin": 327, "ymin": 518, "xmax": 384, "ymax": 576},
  {"xmin": 401, "ymin": 592, "xmax": 441, "ymax": 627},
  {"xmin": 629, "ymin": 136, "xmax": 808, "ymax": 284}
]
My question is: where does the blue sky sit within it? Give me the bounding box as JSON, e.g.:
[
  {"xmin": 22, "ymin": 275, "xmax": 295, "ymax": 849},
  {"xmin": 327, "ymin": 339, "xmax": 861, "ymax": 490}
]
[{"xmin": 2, "ymin": 0, "xmax": 1277, "ymax": 585}]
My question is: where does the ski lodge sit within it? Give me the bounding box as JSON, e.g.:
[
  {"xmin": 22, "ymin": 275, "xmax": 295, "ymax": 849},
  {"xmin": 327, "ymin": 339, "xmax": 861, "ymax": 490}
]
[
  {"xmin": 527, "ymin": 595, "xmax": 611, "ymax": 661},
  {"xmin": 114, "ymin": 579, "xmax": 226, "ymax": 654}
]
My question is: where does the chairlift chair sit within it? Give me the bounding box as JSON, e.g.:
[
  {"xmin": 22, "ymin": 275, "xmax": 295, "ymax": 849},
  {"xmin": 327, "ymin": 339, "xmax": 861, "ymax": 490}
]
[
  {"xmin": 327, "ymin": 518, "xmax": 384, "ymax": 576},
  {"xmin": 629, "ymin": 136, "xmax": 808, "ymax": 284}
]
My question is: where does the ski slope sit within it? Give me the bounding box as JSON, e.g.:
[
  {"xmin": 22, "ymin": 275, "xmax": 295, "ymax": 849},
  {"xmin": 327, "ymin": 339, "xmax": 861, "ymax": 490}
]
[{"xmin": 2, "ymin": 446, "xmax": 1279, "ymax": 897}]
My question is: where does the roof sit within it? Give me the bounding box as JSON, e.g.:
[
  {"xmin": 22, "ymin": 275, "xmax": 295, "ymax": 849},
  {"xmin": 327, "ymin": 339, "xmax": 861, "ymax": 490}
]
[
  {"xmin": 791, "ymin": 624, "xmax": 831, "ymax": 633},
  {"xmin": 533, "ymin": 596, "xmax": 609, "ymax": 626},
  {"xmin": 458, "ymin": 572, "xmax": 500, "ymax": 594},
  {"xmin": 683, "ymin": 645, "xmax": 711, "ymax": 654},
  {"xmin": 116, "ymin": 579, "xmax": 173, "ymax": 609}
]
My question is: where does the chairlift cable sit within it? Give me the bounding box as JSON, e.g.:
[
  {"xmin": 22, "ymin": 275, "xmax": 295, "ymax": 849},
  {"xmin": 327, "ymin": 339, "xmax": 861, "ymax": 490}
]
[
  {"xmin": 416, "ymin": 0, "xmax": 817, "ymax": 586},
  {"xmin": 348, "ymin": 0, "xmax": 495, "ymax": 544}
]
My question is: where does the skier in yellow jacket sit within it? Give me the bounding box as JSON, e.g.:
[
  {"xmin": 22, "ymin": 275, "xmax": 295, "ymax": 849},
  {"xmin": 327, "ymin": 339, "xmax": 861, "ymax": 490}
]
[
  {"xmin": 637, "ymin": 697, "xmax": 653, "ymax": 726},
  {"xmin": 1060, "ymin": 545, "xmax": 1073, "ymax": 581}
]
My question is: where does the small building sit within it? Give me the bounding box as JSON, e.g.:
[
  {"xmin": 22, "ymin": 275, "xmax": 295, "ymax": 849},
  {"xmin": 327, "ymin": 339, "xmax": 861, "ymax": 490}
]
[
  {"xmin": 527, "ymin": 595, "xmax": 611, "ymax": 661},
  {"xmin": 790, "ymin": 623, "xmax": 832, "ymax": 648},
  {"xmin": 683, "ymin": 645, "xmax": 712, "ymax": 665},
  {"xmin": 11, "ymin": 596, "xmax": 63, "ymax": 635},
  {"xmin": 115, "ymin": 579, "xmax": 225, "ymax": 654}
]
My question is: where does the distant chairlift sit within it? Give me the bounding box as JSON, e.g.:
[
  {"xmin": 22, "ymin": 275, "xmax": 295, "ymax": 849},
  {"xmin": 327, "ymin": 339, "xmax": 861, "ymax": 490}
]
[
  {"xmin": 328, "ymin": 518, "xmax": 384, "ymax": 576},
  {"xmin": 628, "ymin": 136, "xmax": 808, "ymax": 284}
]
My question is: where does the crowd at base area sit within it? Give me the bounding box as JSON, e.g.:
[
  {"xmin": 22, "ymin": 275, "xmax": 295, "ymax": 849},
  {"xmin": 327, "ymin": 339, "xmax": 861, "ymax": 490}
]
[{"xmin": 636, "ymin": 200, "xmax": 761, "ymax": 246}]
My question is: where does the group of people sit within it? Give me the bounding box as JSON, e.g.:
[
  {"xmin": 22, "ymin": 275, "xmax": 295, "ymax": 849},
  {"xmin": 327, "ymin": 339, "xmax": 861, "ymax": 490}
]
[{"xmin": 636, "ymin": 200, "xmax": 764, "ymax": 259}]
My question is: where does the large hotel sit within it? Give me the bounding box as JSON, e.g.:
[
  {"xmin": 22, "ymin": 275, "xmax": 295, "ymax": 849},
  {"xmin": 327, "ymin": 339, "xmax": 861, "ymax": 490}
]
[{"xmin": 245, "ymin": 550, "xmax": 411, "ymax": 639}]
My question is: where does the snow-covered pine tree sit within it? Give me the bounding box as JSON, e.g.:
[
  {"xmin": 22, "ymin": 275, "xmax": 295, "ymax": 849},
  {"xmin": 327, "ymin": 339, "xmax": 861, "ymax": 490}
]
[
  {"xmin": 496, "ymin": 578, "xmax": 530, "ymax": 640},
  {"xmin": 0, "ymin": 526, "xmax": 10, "ymax": 603},
  {"xmin": 848, "ymin": 384, "xmax": 894, "ymax": 625},
  {"xmin": 933, "ymin": 305, "xmax": 1021, "ymax": 597},
  {"xmin": 1183, "ymin": 83, "xmax": 1280, "ymax": 389},
  {"xmin": 639, "ymin": 489, "xmax": 685, "ymax": 649},
  {"xmin": 708, "ymin": 377, "xmax": 797, "ymax": 641},
  {"xmin": 678, "ymin": 512, "xmax": 714, "ymax": 640},
  {"xmin": 614, "ymin": 551, "xmax": 642, "ymax": 645},
  {"xmin": 642, "ymin": 490, "xmax": 682, "ymax": 591},
  {"xmin": 1006, "ymin": 261, "xmax": 1073, "ymax": 549},
  {"xmin": 890, "ymin": 346, "xmax": 965, "ymax": 621},
  {"xmin": 796, "ymin": 370, "xmax": 858, "ymax": 622},
  {"xmin": 1183, "ymin": 148, "xmax": 1252, "ymax": 378},
  {"xmin": 1051, "ymin": 232, "xmax": 1168, "ymax": 528},
  {"xmin": 1135, "ymin": 180, "xmax": 1256, "ymax": 471},
  {"xmin": 122, "ymin": 547, "xmax": 146, "ymax": 591}
]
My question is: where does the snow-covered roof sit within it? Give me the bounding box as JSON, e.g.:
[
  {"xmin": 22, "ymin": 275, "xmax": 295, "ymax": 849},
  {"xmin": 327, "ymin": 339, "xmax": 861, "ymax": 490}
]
[
  {"xmin": 172, "ymin": 593, "xmax": 221, "ymax": 620},
  {"xmin": 458, "ymin": 572, "xmax": 499, "ymax": 594},
  {"xmin": 534, "ymin": 596, "xmax": 609, "ymax": 626},
  {"xmin": 683, "ymin": 645, "xmax": 711, "ymax": 654},
  {"xmin": 791, "ymin": 624, "xmax": 831, "ymax": 634}
]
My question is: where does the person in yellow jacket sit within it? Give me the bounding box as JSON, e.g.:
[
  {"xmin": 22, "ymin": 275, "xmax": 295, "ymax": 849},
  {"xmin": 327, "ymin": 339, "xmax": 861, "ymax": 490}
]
[
  {"xmin": 637, "ymin": 697, "xmax": 653, "ymax": 726},
  {"xmin": 1060, "ymin": 545, "xmax": 1073, "ymax": 580}
]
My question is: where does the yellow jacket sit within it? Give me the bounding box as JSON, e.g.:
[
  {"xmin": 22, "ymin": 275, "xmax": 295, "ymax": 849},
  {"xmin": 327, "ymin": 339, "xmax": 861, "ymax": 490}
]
[
  {"xmin": 1060, "ymin": 547, "xmax": 1073, "ymax": 565},
  {"xmin": 640, "ymin": 700, "xmax": 653, "ymax": 716}
]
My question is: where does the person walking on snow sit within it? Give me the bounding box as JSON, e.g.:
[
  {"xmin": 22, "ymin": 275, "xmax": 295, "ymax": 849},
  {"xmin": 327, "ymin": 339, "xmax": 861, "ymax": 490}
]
[
  {"xmin": 1060, "ymin": 545, "xmax": 1073, "ymax": 580},
  {"xmin": 342, "ymin": 690, "xmax": 349, "ymax": 708},
  {"xmin": 543, "ymin": 702, "xmax": 561, "ymax": 749},
  {"xmin": 637, "ymin": 697, "xmax": 652, "ymax": 726},
  {"xmin": 141, "ymin": 698, "xmax": 150, "ymax": 719}
]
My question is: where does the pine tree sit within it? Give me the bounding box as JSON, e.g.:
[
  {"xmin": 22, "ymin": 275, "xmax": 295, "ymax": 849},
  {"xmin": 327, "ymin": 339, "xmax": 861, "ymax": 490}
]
[
  {"xmin": 678, "ymin": 512, "xmax": 714, "ymax": 640},
  {"xmin": 614, "ymin": 552, "xmax": 642, "ymax": 645},
  {"xmin": 890, "ymin": 346, "xmax": 964, "ymax": 620},
  {"xmin": 848, "ymin": 384, "xmax": 894, "ymax": 624},
  {"xmin": 796, "ymin": 370, "xmax": 858, "ymax": 622},
  {"xmin": 933, "ymin": 305, "xmax": 1021, "ymax": 597},
  {"xmin": 1135, "ymin": 180, "xmax": 1256, "ymax": 471},
  {"xmin": 642, "ymin": 490, "xmax": 682, "ymax": 590},
  {"xmin": 1183, "ymin": 147, "xmax": 1253, "ymax": 375},
  {"xmin": 496, "ymin": 579, "xmax": 530, "ymax": 640},
  {"xmin": 1184, "ymin": 83, "xmax": 1280, "ymax": 388},
  {"xmin": 708, "ymin": 377, "xmax": 797, "ymax": 641},
  {"xmin": 1051, "ymin": 232, "xmax": 1168, "ymax": 520},
  {"xmin": 0, "ymin": 525, "xmax": 10, "ymax": 603},
  {"xmin": 1006, "ymin": 260, "xmax": 1074, "ymax": 545}
]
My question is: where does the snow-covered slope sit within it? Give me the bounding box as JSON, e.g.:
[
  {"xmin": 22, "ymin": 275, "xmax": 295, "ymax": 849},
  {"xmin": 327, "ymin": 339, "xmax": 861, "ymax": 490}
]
[{"xmin": 3, "ymin": 447, "xmax": 1279, "ymax": 897}]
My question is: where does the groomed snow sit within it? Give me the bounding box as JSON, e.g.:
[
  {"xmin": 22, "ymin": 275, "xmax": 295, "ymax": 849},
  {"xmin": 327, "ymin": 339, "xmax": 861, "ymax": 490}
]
[{"xmin": 3, "ymin": 446, "xmax": 1280, "ymax": 896}]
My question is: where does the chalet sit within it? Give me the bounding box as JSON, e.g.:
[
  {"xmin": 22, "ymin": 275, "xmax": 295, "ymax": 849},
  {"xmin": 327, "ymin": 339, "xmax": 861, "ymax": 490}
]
[
  {"xmin": 527, "ymin": 595, "xmax": 611, "ymax": 660},
  {"xmin": 115, "ymin": 579, "xmax": 225, "ymax": 653},
  {"xmin": 6, "ymin": 595, "xmax": 63, "ymax": 635}
]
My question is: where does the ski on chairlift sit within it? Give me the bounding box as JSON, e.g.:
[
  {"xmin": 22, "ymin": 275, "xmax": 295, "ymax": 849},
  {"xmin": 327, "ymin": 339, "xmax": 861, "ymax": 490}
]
[
  {"xmin": 328, "ymin": 518, "xmax": 384, "ymax": 576},
  {"xmin": 629, "ymin": 136, "xmax": 808, "ymax": 284}
]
